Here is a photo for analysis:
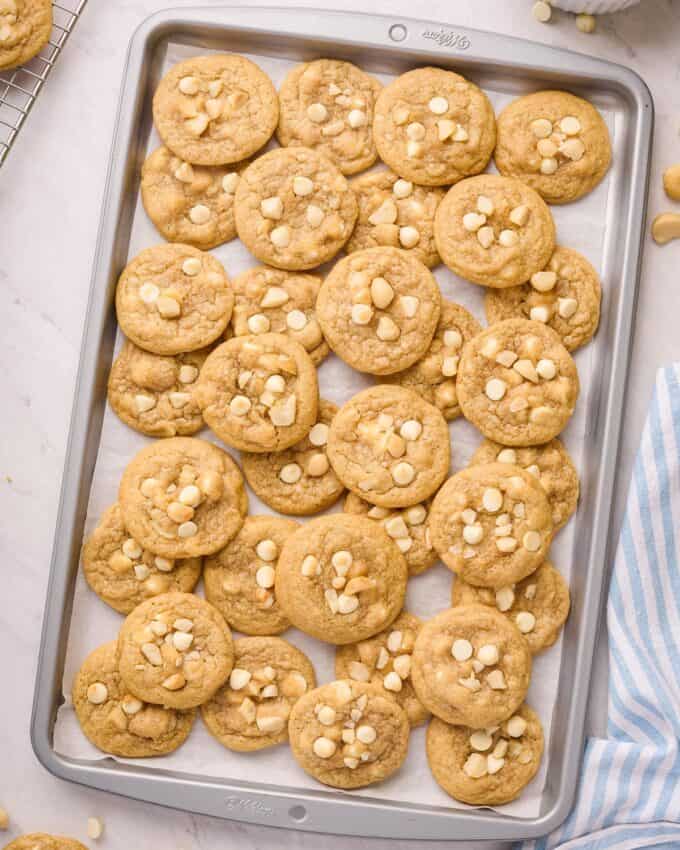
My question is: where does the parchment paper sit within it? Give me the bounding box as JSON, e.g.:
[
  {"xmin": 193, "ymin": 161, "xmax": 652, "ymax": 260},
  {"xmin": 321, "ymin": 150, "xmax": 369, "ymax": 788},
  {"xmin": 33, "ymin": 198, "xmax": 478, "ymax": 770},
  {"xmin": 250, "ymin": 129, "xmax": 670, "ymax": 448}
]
[{"xmin": 53, "ymin": 43, "xmax": 616, "ymax": 819}]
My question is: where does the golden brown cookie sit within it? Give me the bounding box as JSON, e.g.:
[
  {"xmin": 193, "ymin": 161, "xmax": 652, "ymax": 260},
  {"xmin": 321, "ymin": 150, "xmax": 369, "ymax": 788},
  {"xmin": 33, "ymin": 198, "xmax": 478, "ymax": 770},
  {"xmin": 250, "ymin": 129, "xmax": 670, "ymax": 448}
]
[
  {"xmin": 234, "ymin": 146, "xmax": 358, "ymax": 270},
  {"xmin": 383, "ymin": 299, "xmax": 482, "ymax": 420},
  {"xmin": 241, "ymin": 400, "xmax": 344, "ymax": 516},
  {"xmin": 426, "ymin": 704, "xmax": 543, "ymax": 805},
  {"xmin": 201, "ymin": 636, "xmax": 316, "ymax": 751},
  {"xmin": 347, "ymin": 169, "xmax": 445, "ymax": 267},
  {"xmin": 194, "ymin": 334, "xmax": 318, "ymax": 453},
  {"xmin": 373, "ymin": 67, "xmax": 496, "ymax": 187},
  {"xmin": 288, "ymin": 679, "xmax": 410, "ymax": 788},
  {"xmin": 485, "ymin": 246, "xmax": 602, "ymax": 352},
  {"xmin": 470, "ymin": 439, "xmax": 579, "ymax": 532},
  {"xmin": 118, "ymin": 437, "xmax": 247, "ymax": 559},
  {"xmin": 117, "ymin": 592, "xmax": 233, "ymax": 710},
  {"xmin": 107, "ymin": 340, "xmax": 209, "ymax": 438},
  {"xmin": 2, "ymin": 836, "xmax": 89, "ymax": 850},
  {"xmin": 275, "ymin": 514, "xmax": 408, "ymax": 645},
  {"xmin": 411, "ymin": 605, "xmax": 532, "ymax": 727},
  {"xmin": 335, "ymin": 611, "xmax": 429, "ymax": 726},
  {"xmin": 72, "ymin": 641, "xmax": 195, "ymax": 757},
  {"xmin": 230, "ymin": 266, "xmax": 328, "ymax": 365},
  {"xmin": 141, "ymin": 146, "xmax": 246, "ymax": 249},
  {"xmin": 327, "ymin": 385, "xmax": 450, "ymax": 508},
  {"xmin": 152, "ymin": 54, "xmax": 278, "ymax": 165},
  {"xmin": 203, "ymin": 515, "xmax": 299, "ymax": 635},
  {"xmin": 452, "ymin": 561, "xmax": 570, "ymax": 654},
  {"xmin": 434, "ymin": 174, "xmax": 556, "ymax": 288},
  {"xmin": 277, "ymin": 59, "xmax": 382, "ymax": 175},
  {"xmin": 429, "ymin": 463, "xmax": 553, "ymax": 589},
  {"xmin": 82, "ymin": 504, "xmax": 202, "ymax": 615},
  {"xmin": 495, "ymin": 90, "xmax": 611, "ymax": 204},
  {"xmin": 343, "ymin": 493, "xmax": 436, "ymax": 576},
  {"xmin": 0, "ymin": 0, "xmax": 52, "ymax": 71},
  {"xmin": 457, "ymin": 318, "xmax": 580, "ymax": 446},
  {"xmin": 316, "ymin": 247, "xmax": 442, "ymax": 375},
  {"xmin": 115, "ymin": 243, "xmax": 232, "ymax": 355}
]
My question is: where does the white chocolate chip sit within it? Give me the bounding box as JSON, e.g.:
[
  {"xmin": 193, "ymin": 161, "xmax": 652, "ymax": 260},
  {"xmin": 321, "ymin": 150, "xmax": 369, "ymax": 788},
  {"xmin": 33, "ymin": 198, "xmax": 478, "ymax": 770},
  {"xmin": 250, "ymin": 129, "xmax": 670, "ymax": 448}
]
[
  {"xmin": 516, "ymin": 611, "xmax": 536, "ymax": 633},
  {"xmin": 230, "ymin": 394, "xmax": 251, "ymax": 416},
  {"xmin": 179, "ymin": 75, "xmax": 199, "ymax": 95},
  {"xmin": 428, "ymin": 96, "xmax": 449, "ymax": 114},
  {"xmin": 286, "ymin": 309, "xmax": 307, "ymax": 331},
  {"xmin": 139, "ymin": 282, "xmax": 160, "ymax": 304},
  {"xmin": 347, "ymin": 108, "xmax": 366, "ymax": 128},
  {"xmin": 530, "ymin": 305, "xmax": 550, "ymax": 323},
  {"xmin": 477, "ymin": 226, "xmax": 495, "ymax": 249},
  {"xmin": 279, "ymin": 463, "xmax": 302, "ymax": 484},
  {"xmin": 332, "ymin": 550, "xmax": 353, "ymax": 572},
  {"xmin": 400, "ymin": 295, "xmax": 419, "ymax": 318},
  {"xmin": 188, "ymin": 204, "xmax": 211, "ymax": 225},
  {"xmin": 463, "ymin": 524, "xmax": 483, "ymax": 545},
  {"xmin": 261, "ymin": 196, "xmax": 283, "ymax": 219},
  {"xmin": 477, "ymin": 195, "xmax": 494, "ymax": 216},
  {"xmin": 337, "ymin": 593, "xmax": 360, "ymax": 614},
  {"xmin": 486, "ymin": 669, "xmax": 507, "ymax": 690},
  {"xmin": 406, "ymin": 121, "xmax": 426, "ymax": 141},
  {"xmin": 514, "ymin": 359, "xmax": 539, "ymax": 383},
  {"xmin": 459, "ymin": 673, "xmax": 481, "ymax": 691},
  {"xmin": 134, "ymin": 564, "xmax": 150, "ymax": 581},
  {"xmin": 451, "ymin": 638, "xmax": 473, "ymax": 661},
  {"xmin": 141, "ymin": 643, "xmax": 162, "ymax": 666},
  {"xmin": 485, "ymin": 378, "xmax": 507, "ymax": 401},
  {"xmin": 461, "ymin": 508, "xmax": 477, "ymax": 525},
  {"xmin": 406, "ymin": 140, "xmax": 423, "ymax": 158},
  {"xmin": 134, "ymin": 394, "xmax": 156, "ymax": 414},
  {"xmin": 300, "ymin": 554, "xmax": 319, "ymax": 576},
  {"xmin": 495, "ymin": 587, "xmax": 515, "ymax": 611},
  {"xmin": 509, "ymin": 204, "xmax": 530, "ymax": 226},
  {"xmin": 230, "ymin": 668, "xmax": 252, "ymax": 690},
  {"xmin": 464, "ymin": 753, "xmax": 488, "ymax": 778},
  {"xmin": 87, "ymin": 817, "xmax": 104, "ymax": 840},
  {"xmin": 487, "ymin": 755, "xmax": 505, "ymax": 775},
  {"xmin": 178, "ymin": 521, "xmax": 198, "ymax": 538},
  {"xmin": 537, "ymin": 358, "xmax": 557, "ymax": 380},
  {"xmin": 383, "ymin": 671, "xmax": 402, "ymax": 692},
  {"xmin": 255, "ymin": 565, "xmax": 276, "ymax": 589},
  {"xmin": 399, "ymin": 226, "xmax": 420, "ymax": 249},
  {"xmin": 497, "ymin": 449, "xmax": 517, "ymax": 464},
  {"xmin": 307, "ymin": 102, "xmax": 328, "ymax": 123},
  {"xmin": 313, "ymin": 736, "xmax": 336, "ymax": 758},
  {"xmin": 293, "ymin": 176, "xmax": 314, "ymax": 196},
  {"xmin": 391, "ymin": 461, "xmax": 415, "ymax": 486},
  {"xmin": 499, "ymin": 229, "xmax": 519, "ymax": 247},
  {"xmin": 356, "ymin": 724, "xmax": 377, "ymax": 744},
  {"xmin": 348, "ymin": 661, "xmax": 370, "ymax": 682},
  {"xmin": 370, "ymin": 276, "xmax": 394, "ymax": 309},
  {"xmin": 270, "ymin": 225, "xmax": 291, "ymax": 249},
  {"xmin": 178, "ymin": 365, "xmax": 199, "ymax": 384},
  {"xmin": 385, "ymin": 516, "xmax": 408, "ymax": 539},
  {"xmin": 393, "ymin": 654, "xmax": 411, "ymax": 679},
  {"xmin": 247, "ymin": 312, "xmax": 270, "ymax": 334},
  {"xmin": 477, "ymin": 644, "xmax": 500, "ymax": 666},
  {"xmin": 541, "ymin": 157, "xmax": 558, "ymax": 175},
  {"xmin": 393, "ymin": 179, "xmax": 413, "ymax": 198},
  {"xmin": 507, "ymin": 715, "xmax": 528, "ymax": 737},
  {"xmin": 309, "ymin": 423, "xmax": 329, "ymax": 447},
  {"xmin": 532, "ymin": 0, "xmax": 552, "ymax": 22},
  {"xmin": 369, "ymin": 199, "xmax": 398, "ymax": 225},
  {"xmin": 157, "ymin": 294, "xmax": 181, "ymax": 319},
  {"xmin": 469, "ymin": 730, "xmax": 493, "ymax": 751},
  {"xmin": 317, "ymin": 705, "xmax": 337, "ymax": 725},
  {"xmin": 173, "ymin": 631, "xmax": 193, "ymax": 652},
  {"xmin": 87, "ymin": 682, "xmax": 108, "ymax": 705},
  {"xmin": 496, "ymin": 536, "xmax": 517, "ymax": 553},
  {"xmin": 463, "ymin": 212, "xmax": 486, "ymax": 232},
  {"xmin": 377, "ymin": 315, "xmax": 400, "ymax": 341},
  {"xmin": 558, "ymin": 297, "xmax": 578, "ymax": 318},
  {"xmin": 482, "ymin": 487, "xmax": 503, "ymax": 513},
  {"xmin": 530, "ymin": 118, "xmax": 553, "ymax": 139},
  {"xmin": 399, "ymin": 419, "xmax": 422, "ymax": 441},
  {"xmin": 444, "ymin": 329, "xmax": 463, "ymax": 349},
  {"xmin": 537, "ymin": 138, "xmax": 558, "ymax": 158},
  {"xmin": 561, "ymin": 138, "xmax": 586, "ymax": 161},
  {"xmin": 351, "ymin": 303, "xmax": 374, "ymax": 325},
  {"xmin": 222, "ymin": 172, "xmax": 239, "ymax": 193},
  {"xmin": 174, "ymin": 161, "xmax": 194, "ymax": 183},
  {"xmin": 269, "ymin": 394, "xmax": 297, "ymax": 427},
  {"xmin": 531, "ymin": 270, "xmax": 557, "ymax": 292},
  {"xmin": 436, "ymin": 119, "xmax": 456, "ymax": 141},
  {"xmin": 261, "ymin": 286, "xmax": 289, "ymax": 308}
]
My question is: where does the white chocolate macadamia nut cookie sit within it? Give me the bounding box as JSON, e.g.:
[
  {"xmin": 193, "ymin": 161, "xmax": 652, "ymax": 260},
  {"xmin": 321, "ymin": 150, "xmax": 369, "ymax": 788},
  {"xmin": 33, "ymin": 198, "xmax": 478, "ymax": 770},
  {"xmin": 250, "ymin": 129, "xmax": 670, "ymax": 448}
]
[
  {"xmin": 152, "ymin": 54, "xmax": 278, "ymax": 166},
  {"xmin": 452, "ymin": 561, "xmax": 570, "ymax": 655},
  {"xmin": 234, "ymin": 146, "xmax": 358, "ymax": 270},
  {"xmin": 426, "ymin": 703, "xmax": 543, "ymax": 805},
  {"xmin": 316, "ymin": 247, "xmax": 442, "ymax": 376},
  {"xmin": 288, "ymin": 679, "xmax": 410, "ymax": 788},
  {"xmin": 343, "ymin": 493, "xmax": 436, "ymax": 577},
  {"xmin": 107, "ymin": 340, "xmax": 209, "ymax": 438},
  {"xmin": 230, "ymin": 266, "xmax": 328, "ymax": 365},
  {"xmin": 434, "ymin": 174, "xmax": 556, "ymax": 289},
  {"xmin": 429, "ymin": 463, "xmax": 553, "ymax": 589},
  {"xmin": 347, "ymin": 169, "xmax": 445, "ymax": 268},
  {"xmin": 72, "ymin": 641, "xmax": 195, "ymax": 757},
  {"xmin": 457, "ymin": 318, "xmax": 579, "ymax": 446},
  {"xmin": 335, "ymin": 611, "xmax": 429, "ymax": 726},
  {"xmin": 275, "ymin": 514, "xmax": 408, "ymax": 645},
  {"xmin": 82, "ymin": 503, "xmax": 202, "ymax": 615},
  {"xmin": 201, "ymin": 636, "xmax": 316, "ymax": 751},
  {"xmin": 384, "ymin": 299, "xmax": 482, "ymax": 421},
  {"xmin": 204, "ymin": 515, "xmax": 299, "ymax": 635},
  {"xmin": 118, "ymin": 437, "xmax": 248, "ymax": 559},
  {"xmin": 277, "ymin": 59, "xmax": 382, "ymax": 175},
  {"xmin": 485, "ymin": 246, "xmax": 602, "ymax": 352},
  {"xmin": 195, "ymin": 334, "xmax": 318, "ymax": 453},
  {"xmin": 242, "ymin": 400, "xmax": 345, "ymax": 516},
  {"xmin": 470, "ymin": 438, "xmax": 579, "ymax": 532},
  {"xmin": 115, "ymin": 243, "xmax": 232, "ymax": 356},
  {"xmin": 411, "ymin": 604, "xmax": 532, "ymax": 728},
  {"xmin": 327, "ymin": 385, "xmax": 451, "ymax": 509},
  {"xmin": 141, "ymin": 146, "xmax": 246, "ymax": 250},
  {"xmin": 117, "ymin": 592, "xmax": 234, "ymax": 710},
  {"xmin": 495, "ymin": 90, "xmax": 611, "ymax": 205},
  {"xmin": 373, "ymin": 67, "xmax": 496, "ymax": 187},
  {"xmin": 0, "ymin": 0, "xmax": 52, "ymax": 71}
]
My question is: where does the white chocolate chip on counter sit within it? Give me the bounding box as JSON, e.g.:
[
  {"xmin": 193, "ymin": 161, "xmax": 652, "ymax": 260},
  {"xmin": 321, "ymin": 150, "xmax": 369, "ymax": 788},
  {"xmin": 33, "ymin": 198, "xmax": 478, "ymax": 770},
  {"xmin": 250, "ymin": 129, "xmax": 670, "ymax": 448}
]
[
  {"xmin": 532, "ymin": 1, "xmax": 552, "ymax": 23},
  {"xmin": 87, "ymin": 817, "xmax": 104, "ymax": 841}
]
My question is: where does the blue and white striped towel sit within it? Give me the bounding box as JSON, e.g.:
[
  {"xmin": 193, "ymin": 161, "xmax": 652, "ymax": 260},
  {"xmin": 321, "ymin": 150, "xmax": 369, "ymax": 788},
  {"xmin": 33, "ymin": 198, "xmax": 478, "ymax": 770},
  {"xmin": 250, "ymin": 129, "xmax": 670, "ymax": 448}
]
[{"xmin": 520, "ymin": 365, "xmax": 680, "ymax": 850}]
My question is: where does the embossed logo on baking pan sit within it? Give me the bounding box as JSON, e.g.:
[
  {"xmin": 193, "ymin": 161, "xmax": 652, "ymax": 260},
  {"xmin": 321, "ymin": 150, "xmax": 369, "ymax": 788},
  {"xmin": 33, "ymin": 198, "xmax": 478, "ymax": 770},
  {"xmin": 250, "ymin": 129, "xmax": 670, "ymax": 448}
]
[
  {"xmin": 421, "ymin": 29, "xmax": 471, "ymax": 50},
  {"xmin": 225, "ymin": 796, "xmax": 274, "ymax": 817}
]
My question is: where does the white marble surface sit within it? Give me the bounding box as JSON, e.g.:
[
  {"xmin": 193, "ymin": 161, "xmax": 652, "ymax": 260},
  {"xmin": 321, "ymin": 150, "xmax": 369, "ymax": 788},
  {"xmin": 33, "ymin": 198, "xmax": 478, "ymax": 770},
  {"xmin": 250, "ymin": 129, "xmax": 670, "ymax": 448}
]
[{"xmin": 1, "ymin": 1, "xmax": 680, "ymax": 847}]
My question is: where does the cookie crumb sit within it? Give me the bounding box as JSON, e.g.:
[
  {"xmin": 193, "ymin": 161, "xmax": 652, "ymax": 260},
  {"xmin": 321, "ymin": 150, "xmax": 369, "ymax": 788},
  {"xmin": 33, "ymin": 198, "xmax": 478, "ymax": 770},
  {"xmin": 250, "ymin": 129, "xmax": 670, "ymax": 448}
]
[
  {"xmin": 0, "ymin": 806, "xmax": 9, "ymax": 830},
  {"xmin": 532, "ymin": 1, "xmax": 552, "ymax": 23}
]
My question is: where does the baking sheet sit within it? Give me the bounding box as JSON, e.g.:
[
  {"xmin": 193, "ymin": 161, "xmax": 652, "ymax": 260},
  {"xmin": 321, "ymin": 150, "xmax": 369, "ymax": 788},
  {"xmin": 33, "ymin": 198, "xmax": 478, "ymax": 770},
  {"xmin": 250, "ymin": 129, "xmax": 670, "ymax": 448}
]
[{"xmin": 52, "ymin": 43, "xmax": 614, "ymax": 819}]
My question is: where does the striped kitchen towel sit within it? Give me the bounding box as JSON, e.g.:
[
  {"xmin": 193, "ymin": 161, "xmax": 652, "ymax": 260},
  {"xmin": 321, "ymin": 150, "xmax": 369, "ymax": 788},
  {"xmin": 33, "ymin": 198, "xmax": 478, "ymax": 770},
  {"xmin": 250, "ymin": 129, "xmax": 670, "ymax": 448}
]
[{"xmin": 521, "ymin": 365, "xmax": 680, "ymax": 850}]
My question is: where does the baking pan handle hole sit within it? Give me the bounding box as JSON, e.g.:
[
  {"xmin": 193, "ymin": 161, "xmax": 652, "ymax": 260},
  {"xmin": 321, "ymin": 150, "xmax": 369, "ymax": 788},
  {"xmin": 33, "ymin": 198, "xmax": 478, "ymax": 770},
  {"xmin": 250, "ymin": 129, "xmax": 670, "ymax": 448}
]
[
  {"xmin": 288, "ymin": 805, "xmax": 308, "ymax": 823},
  {"xmin": 389, "ymin": 23, "xmax": 408, "ymax": 42}
]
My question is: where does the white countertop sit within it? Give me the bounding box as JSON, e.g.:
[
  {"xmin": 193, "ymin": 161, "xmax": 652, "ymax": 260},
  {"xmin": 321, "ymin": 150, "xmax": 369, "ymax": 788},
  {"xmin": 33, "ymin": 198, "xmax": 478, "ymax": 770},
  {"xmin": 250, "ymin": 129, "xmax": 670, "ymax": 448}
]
[{"xmin": 2, "ymin": 1, "xmax": 680, "ymax": 847}]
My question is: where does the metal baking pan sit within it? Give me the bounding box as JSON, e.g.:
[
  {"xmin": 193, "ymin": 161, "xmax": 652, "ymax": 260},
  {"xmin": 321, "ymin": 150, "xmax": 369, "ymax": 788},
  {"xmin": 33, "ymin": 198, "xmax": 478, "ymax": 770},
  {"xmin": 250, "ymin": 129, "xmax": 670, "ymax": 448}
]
[{"xmin": 31, "ymin": 6, "xmax": 652, "ymax": 841}]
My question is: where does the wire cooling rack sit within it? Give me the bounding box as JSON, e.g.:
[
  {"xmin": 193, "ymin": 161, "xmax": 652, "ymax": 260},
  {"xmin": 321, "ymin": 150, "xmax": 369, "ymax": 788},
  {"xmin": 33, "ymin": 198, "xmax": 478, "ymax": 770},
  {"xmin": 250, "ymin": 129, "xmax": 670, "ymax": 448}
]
[{"xmin": 0, "ymin": 0, "xmax": 87, "ymax": 168}]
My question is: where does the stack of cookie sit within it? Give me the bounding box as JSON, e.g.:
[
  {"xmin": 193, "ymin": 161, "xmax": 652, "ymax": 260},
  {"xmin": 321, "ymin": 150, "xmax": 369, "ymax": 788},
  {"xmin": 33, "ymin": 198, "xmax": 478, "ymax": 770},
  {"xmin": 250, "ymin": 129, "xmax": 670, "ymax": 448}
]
[{"xmin": 74, "ymin": 53, "xmax": 609, "ymax": 806}]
